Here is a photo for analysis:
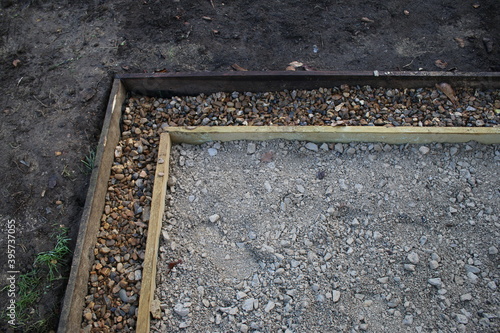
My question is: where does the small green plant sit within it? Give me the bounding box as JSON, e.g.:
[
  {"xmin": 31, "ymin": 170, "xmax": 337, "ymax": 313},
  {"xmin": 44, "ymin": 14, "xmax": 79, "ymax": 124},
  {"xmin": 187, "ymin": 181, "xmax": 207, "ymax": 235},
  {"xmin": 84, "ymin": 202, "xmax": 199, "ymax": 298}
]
[
  {"xmin": 1, "ymin": 225, "xmax": 71, "ymax": 331},
  {"xmin": 34, "ymin": 226, "xmax": 71, "ymax": 281},
  {"xmin": 81, "ymin": 148, "xmax": 96, "ymax": 174}
]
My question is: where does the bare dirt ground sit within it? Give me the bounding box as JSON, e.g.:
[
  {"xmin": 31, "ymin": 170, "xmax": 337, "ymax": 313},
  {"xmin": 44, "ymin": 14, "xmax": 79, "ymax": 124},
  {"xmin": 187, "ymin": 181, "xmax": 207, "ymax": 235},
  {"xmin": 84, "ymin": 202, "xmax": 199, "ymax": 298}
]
[{"xmin": 0, "ymin": 0, "xmax": 498, "ymax": 331}]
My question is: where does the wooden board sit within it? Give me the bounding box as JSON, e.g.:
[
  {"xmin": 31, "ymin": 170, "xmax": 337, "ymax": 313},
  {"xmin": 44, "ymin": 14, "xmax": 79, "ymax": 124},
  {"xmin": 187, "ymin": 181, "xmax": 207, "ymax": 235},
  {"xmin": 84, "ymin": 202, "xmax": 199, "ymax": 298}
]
[
  {"xmin": 165, "ymin": 126, "xmax": 500, "ymax": 145},
  {"xmin": 136, "ymin": 133, "xmax": 172, "ymax": 333},
  {"xmin": 58, "ymin": 79, "xmax": 126, "ymax": 332},
  {"xmin": 118, "ymin": 71, "xmax": 500, "ymax": 97}
]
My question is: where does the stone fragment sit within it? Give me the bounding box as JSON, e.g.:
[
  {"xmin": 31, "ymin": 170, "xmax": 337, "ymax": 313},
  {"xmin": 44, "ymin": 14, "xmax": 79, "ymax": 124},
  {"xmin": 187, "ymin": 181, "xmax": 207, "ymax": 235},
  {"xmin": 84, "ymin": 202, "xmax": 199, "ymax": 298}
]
[
  {"xmin": 419, "ymin": 146, "xmax": 430, "ymax": 154},
  {"xmin": 460, "ymin": 293, "xmax": 472, "ymax": 301},
  {"xmin": 208, "ymin": 148, "xmax": 218, "ymax": 156},
  {"xmin": 305, "ymin": 142, "xmax": 319, "ymax": 152},
  {"xmin": 173, "ymin": 303, "xmax": 189, "ymax": 317},
  {"xmin": 242, "ymin": 298, "xmax": 255, "ymax": 311},
  {"xmin": 332, "ymin": 290, "xmax": 341, "ymax": 303},
  {"xmin": 455, "ymin": 313, "xmax": 468, "ymax": 324},
  {"xmin": 407, "ymin": 251, "xmax": 420, "ymax": 264},
  {"xmin": 428, "ymin": 278, "xmax": 442, "ymax": 288},
  {"xmin": 209, "ymin": 214, "xmax": 220, "ymax": 223},
  {"xmin": 247, "ymin": 142, "xmax": 256, "ymax": 154}
]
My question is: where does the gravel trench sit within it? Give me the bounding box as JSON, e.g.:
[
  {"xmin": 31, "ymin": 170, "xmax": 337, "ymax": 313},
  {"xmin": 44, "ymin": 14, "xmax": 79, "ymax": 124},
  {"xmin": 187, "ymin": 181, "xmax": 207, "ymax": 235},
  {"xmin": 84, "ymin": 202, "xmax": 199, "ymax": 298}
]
[{"xmin": 152, "ymin": 139, "xmax": 499, "ymax": 332}]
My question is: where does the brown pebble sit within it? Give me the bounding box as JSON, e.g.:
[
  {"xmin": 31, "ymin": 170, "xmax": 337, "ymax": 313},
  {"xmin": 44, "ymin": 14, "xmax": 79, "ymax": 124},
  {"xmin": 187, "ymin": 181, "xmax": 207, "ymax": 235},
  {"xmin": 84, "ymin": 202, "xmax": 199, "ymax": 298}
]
[{"xmin": 114, "ymin": 174, "xmax": 125, "ymax": 180}]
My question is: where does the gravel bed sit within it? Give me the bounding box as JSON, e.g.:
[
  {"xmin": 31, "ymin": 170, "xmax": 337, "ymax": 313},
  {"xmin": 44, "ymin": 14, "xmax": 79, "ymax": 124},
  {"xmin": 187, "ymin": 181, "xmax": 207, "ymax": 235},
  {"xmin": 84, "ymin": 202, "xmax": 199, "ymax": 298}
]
[
  {"xmin": 152, "ymin": 140, "xmax": 499, "ymax": 332},
  {"xmin": 129, "ymin": 86, "xmax": 500, "ymax": 128},
  {"xmin": 80, "ymin": 86, "xmax": 499, "ymax": 332}
]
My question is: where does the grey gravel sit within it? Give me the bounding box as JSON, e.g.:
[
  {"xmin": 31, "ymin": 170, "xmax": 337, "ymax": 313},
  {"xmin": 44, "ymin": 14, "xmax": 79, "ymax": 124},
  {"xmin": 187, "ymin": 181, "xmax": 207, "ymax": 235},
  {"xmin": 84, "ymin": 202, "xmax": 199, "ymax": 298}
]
[{"xmin": 152, "ymin": 140, "xmax": 500, "ymax": 333}]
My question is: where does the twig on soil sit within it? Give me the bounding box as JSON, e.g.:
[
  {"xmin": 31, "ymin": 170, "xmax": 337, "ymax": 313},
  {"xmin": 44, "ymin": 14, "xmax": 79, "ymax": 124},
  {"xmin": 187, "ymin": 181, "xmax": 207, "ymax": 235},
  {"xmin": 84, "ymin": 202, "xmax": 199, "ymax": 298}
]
[
  {"xmin": 33, "ymin": 95, "xmax": 49, "ymax": 108},
  {"xmin": 209, "ymin": 0, "xmax": 215, "ymax": 9},
  {"xmin": 402, "ymin": 58, "xmax": 415, "ymax": 69}
]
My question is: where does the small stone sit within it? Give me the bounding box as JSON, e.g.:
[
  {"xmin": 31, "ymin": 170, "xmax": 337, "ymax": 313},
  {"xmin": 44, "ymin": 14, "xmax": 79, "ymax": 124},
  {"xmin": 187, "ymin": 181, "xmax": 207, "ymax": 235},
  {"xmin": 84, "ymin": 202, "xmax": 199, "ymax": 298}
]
[
  {"xmin": 247, "ymin": 143, "xmax": 256, "ymax": 154},
  {"xmin": 488, "ymin": 246, "xmax": 498, "ymax": 255},
  {"xmin": 403, "ymin": 314, "xmax": 414, "ymax": 325},
  {"xmin": 450, "ymin": 147, "xmax": 458, "ymax": 156},
  {"xmin": 346, "ymin": 147, "xmax": 356, "ymax": 155},
  {"xmin": 419, "ymin": 146, "xmax": 430, "ymax": 154},
  {"xmin": 320, "ymin": 143, "xmax": 329, "ymax": 151},
  {"xmin": 334, "ymin": 143, "xmax": 344, "ymax": 153},
  {"xmin": 378, "ymin": 277, "xmax": 389, "ymax": 283},
  {"xmin": 429, "ymin": 260, "xmax": 439, "ymax": 269},
  {"xmin": 404, "ymin": 264, "xmax": 416, "ymax": 272},
  {"xmin": 119, "ymin": 289, "xmax": 130, "ymax": 303},
  {"xmin": 428, "ymin": 278, "xmax": 442, "ymax": 288},
  {"xmin": 240, "ymin": 324, "xmax": 249, "ymax": 333},
  {"xmin": 208, "ymin": 148, "xmax": 218, "ymax": 156},
  {"xmin": 487, "ymin": 281, "xmax": 497, "ymax": 290},
  {"xmin": 264, "ymin": 301, "xmax": 275, "ymax": 312},
  {"xmin": 455, "ymin": 313, "xmax": 468, "ymax": 324},
  {"xmin": 407, "ymin": 251, "xmax": 420, "ymax": 264},
  {"xmin": 84, "ymin": 311, "xmax": 92, "ymax": 321},
  {"xmin": 264, "ymin": 181, "xmax": 272, "ymax": 192},
  {"xmin": 373, "ymin": 231, "xmax": 382, "ymax": 240},
  {"xmin": 305, "ymin": 142, "xmax": 319, "ymax": 152},
  {"xmin": 173, "ymin": 303, "xmax": 189, "ymax": 317},
  {"xmin": 465, "ymin": 265, "xmax": 480, "ymax": 274},
  {"xmin": 209, "ymin": 214, "xmax": 220, "ymax": 223},
  {"xmin": 460, "ymin": 293, "xmax": 472, "ymax": 301},
  {"xmin": 467, "ymin": 272, "xmax": 479, "ymax": 283},
  {"xmin": 151, "ymin": 299, "xmax": 162, "ymax": 319},
  {"xmin": 242, "ymin": 298, "xmax": 255, "ymax": 311},
  {"xmin": 332, "ymin": 290, "xmax": 341, "ymax": 303}
]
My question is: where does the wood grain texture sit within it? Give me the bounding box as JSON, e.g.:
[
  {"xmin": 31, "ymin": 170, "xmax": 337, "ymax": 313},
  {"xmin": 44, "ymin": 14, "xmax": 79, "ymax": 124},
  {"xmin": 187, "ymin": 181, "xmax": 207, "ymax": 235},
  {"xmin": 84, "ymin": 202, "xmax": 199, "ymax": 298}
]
[
  {"xmin": 165, "ymin": 126, "xmax": 500, "ymax": 145},
  {"xmin": 136, "ymin": 133, "xmax": 172, "ymax": 333}
]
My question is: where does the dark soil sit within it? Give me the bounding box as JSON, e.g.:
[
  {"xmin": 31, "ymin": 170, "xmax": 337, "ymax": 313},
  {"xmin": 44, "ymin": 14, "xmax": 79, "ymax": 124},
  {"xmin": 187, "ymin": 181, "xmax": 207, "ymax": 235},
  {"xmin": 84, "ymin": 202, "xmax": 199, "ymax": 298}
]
[{"xmin": 0, "ymin": 0, "xmax": 498, "ymax": 331}]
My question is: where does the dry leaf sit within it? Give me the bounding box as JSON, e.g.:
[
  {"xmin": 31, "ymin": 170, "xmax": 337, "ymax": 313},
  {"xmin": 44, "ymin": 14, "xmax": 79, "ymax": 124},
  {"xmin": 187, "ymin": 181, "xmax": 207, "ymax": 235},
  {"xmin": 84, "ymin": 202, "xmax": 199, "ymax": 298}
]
[
  {"xmin": 403, "ymin": 10, "xmax": 410, "ymax": 16},
  {"xmin": 12, "ymin": 59, "xmax": 21, "ymax": 67},
  {"xmin": 231, "ymin": 63, "xmax": 248, "ymax": 71},
  {"xmin": 286, "ymin": 65, "xmax": 296, "ymax": 71},
  {"xmin": 361, "ymin": 17, "xmax": 374, "ymax": 23},
  {"xmin": 260, "ymin": 151, "xmax": 274, "ymax": 162},
  {"xmin": 436, "ymin": 83, "xmax": 459, "ymax": 106},
  {"xmin": 434, "ymin": 59, "xmax": 448, "ymax": 69},
  {"xmin": 55, "ymin": 151, "xmax": 62, "ymax": 156},
  {"xmin": 454, "ymin": 37, "xmax": 465, "ymax": 48},
  {"xmin": 202, "ymin": 16, "xmax": 212, "ymax": 21}
]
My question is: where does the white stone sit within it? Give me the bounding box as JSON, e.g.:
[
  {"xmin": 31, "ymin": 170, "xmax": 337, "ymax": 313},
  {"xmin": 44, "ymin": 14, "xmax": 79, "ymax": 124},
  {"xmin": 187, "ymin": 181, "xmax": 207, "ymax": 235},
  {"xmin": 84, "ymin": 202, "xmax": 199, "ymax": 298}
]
[
  {"xmin": 419, "ymin": 146, "xmax": 430, "ymax": 154},
  {"xmin": 209, "ymin": 214, "xmax": 220, "ymax": 223},
  {"xmin": 332, "ymin": 290, "xmax": 341, "ymax": 303},
  {"xmin": 208, "ymin": 148, "xmax": 218, "ymax": 156}
]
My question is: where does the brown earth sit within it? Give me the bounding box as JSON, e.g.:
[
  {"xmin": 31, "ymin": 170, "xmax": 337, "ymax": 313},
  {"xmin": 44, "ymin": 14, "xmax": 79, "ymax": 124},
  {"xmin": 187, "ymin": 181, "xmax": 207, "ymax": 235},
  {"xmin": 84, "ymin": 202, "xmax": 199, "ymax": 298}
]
[{"xmin": 0, "ymin": 0, "xmax": 498, "ymax": 331}]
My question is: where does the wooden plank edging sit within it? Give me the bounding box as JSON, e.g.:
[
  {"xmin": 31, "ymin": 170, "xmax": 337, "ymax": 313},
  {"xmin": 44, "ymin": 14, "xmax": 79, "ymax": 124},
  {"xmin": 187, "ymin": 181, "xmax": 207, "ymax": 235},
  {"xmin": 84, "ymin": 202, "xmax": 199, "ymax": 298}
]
[
  {"xmin": 165, "ymin": 126, "xmax": 500, "ymax": 145},
  {"xmin": 136, "ymin": 133, "xmax": 172, "ymax": 333},
  {"xmin": 58, "ymin": 80, "xmax": 126, "ymax": 332}
]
